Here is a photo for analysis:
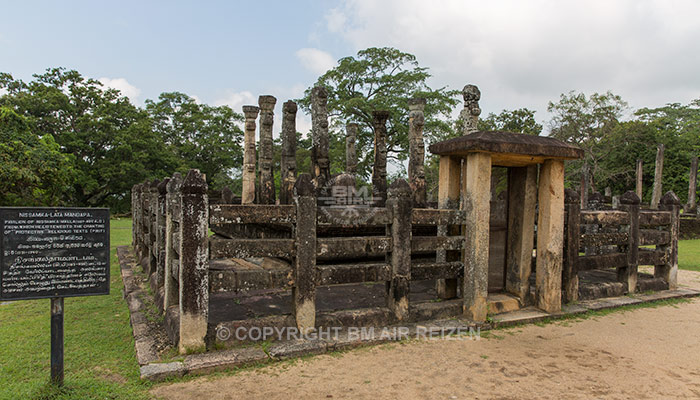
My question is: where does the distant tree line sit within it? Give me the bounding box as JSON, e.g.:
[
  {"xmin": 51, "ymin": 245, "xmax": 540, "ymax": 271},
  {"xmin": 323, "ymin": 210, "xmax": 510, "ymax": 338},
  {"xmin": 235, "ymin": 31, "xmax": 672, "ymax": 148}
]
[{"xmin": 1, "ymin": 51, "xmax": 699, "ymax": 212}]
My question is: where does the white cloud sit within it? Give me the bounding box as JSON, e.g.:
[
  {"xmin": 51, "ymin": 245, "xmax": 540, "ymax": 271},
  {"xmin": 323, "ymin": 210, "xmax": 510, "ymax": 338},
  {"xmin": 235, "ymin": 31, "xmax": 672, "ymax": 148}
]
[
  {"xmin": 325, "ymin": 0, "xmax": 700, "ymax": 126},
  {"xmin": 0, "ymin": 88, "xmax": 7, "ymax": 97},
  {"xmin": 98, "ymin": 77, "xmax": 141, "ymax": 104},
  {"xmin": 295, "ymin": 48, "xmax": 336, "ymax": 75},
  {"xmin": 214, "ymin": 90, "xmax": 257, "ymax": 112}
]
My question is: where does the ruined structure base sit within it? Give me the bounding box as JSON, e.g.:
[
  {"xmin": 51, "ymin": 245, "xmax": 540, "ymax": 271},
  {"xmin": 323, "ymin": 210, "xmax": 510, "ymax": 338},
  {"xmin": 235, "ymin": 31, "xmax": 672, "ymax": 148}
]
[{"xmin": 117, "ymin": 246, "xmax": 700, "ymax": 382}]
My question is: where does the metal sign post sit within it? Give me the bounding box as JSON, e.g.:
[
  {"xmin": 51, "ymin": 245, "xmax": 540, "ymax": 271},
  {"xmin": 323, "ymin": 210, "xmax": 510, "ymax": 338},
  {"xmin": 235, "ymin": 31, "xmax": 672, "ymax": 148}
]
[{"xmin": 50, "ymin": 298, "xmax": 64, "ymax": 386}]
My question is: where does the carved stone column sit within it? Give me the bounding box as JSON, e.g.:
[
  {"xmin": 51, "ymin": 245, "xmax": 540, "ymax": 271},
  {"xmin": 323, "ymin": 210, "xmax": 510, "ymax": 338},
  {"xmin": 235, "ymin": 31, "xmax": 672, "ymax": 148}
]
[
  {"xmin": 346, "ymin": 123, "xmax": 358, "ymax": 175},
  {"xmin": 280, "ymin": 100, "xmax": 298, "ymax": 205},
  {"xmin": 372, "ymin": 110, "xmax": 390, "ymax": 207},
  {"xmin": 311, "ymin": 86, "xmax": 331, "ymax": 190},
  {"xmin": 408, "ymin": 97, "xmax": 426, "ymax": 207},
  {"xmin": 461, "ymin": 84, "xmax": 481, "ymax": 135},
  {"xmin": 241, "ymin": 105, "xmax": 260, "ymax": 204},
  {"xmin": 258, "ymin": 95, "xmax": 277, "ymax": 204}
]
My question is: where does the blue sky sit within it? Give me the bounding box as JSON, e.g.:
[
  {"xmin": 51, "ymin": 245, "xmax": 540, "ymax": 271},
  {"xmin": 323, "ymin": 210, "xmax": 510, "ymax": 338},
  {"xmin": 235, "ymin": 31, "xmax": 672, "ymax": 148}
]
[{"xmin": 2, "ymin": 0, "xmax": 700, "ymax": 136}]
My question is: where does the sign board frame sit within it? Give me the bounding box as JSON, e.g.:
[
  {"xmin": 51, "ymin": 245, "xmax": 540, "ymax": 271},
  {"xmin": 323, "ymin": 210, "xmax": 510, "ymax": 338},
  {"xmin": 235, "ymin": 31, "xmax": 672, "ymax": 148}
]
[{"xmin": 0, "ymin": 207, "xmax": 110, "ymax": 301}]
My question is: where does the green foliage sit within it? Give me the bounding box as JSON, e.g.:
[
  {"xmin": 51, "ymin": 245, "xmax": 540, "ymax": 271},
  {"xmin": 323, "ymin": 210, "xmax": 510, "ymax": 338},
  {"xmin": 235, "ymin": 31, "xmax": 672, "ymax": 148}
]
[
  {"xmin": 145, "ymin": 92, "xmax": 244, "ymax": 191},
  {"xmin": 0, "ymin": 68, "xmax": 176, "ymax": 212},
  {"xmin": 547, "ymin": 91, "xmax": 628, "ymax": 190},
  {"xmin": 0, "ymin": 107, "xmax": 74, "ymax": 206},
  {"xmin": 478, "ymin": 108, "xmax": 542, "ymax": 135},
  {"xmin": 299, "ymin": 47, "xmax": 459, "ymax": 181}
]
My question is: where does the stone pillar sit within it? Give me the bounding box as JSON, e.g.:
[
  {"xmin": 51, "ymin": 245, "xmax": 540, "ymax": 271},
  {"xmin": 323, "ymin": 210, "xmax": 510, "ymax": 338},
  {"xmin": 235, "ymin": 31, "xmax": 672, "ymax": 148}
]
[
  {"xmin": 346, "ymin": 123, "xmax": 358, "ymax": 175},
  {"xmin": 536, "ymin": 160, "xmax": 565, "ymax": 313},
  {"xmin": 387, "ymin": 179, "xmax": 412, "ymax": 321},
  {"xmin": 506, "ymin": 165, "xmax": 538, "ymax": 304},
  {"xmin": 178, "ymin": 169, "xmax": 209, "ymax": 354},
  {"xmin": 293, "ymin": 174, "xmax": 317, "ymax": 332},
  {"xmin": 242, "ymin": 105, "xmax": 260, "ymax": 204},
  {"xmin": 155, "ymin": 179, "xmax": 169, "ymax": 291},
  {"xmin": 618, "ymin": 191, "xmax": 640, "ymax": 294},
  {"xmin": 372, "ymin": 110, "xmax": 390, "ymax": 207},
  {"xmin": 436, "ymin": 156, "xmax": 461, "ymax": 299},
  {"xmin": 651, "ymin": 144, "xmax": 664, "ymax": 209},
  {"xmin": 659, "ymin": 191, "xmax": 680, "ymax": 290},
  {"xmin": 462, "ymin": 152, "xmax": 491, "ymax": 322},
  {"xmin": 280, "ymin": 100, "xmax": 298, "ymax": 205},
  {"xmin": 685, "ymin": 156, "xmax": 698, "ymax": 214},
  {"xmin": 408, "ymin": 97, "xmax": 427, "ymax": 208},
  {"xmin": 311, "ymin": 86, "xmax": 331, "ymax": 190},
  {"xmin": 636, "ymin": 159, "xmax": 643, "ymax": 200},
  {"xmin": 580, "ymin": 162, "xmax": 589, "ymax": 208},
  {"xmin": 164, "ymin": 173, "xmax": 182, "ymax": 310},
  {"xmin": 258, "ymin": 95, "xmax": 277, "ymax": 205},
  {"xmin": 460, "ymin": 85, "xmax": 481, "ymax": 134},
  {"xmin": 562, "ymin": 188, "xmax": 580, "ymax": 304}
]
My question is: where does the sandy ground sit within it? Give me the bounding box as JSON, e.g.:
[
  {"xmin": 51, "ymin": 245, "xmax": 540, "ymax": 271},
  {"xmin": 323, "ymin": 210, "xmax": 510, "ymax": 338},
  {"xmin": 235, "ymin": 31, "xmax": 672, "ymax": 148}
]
[{"xmin": 152, "ymin": 270, "xmax": 700, "ymax": 400}]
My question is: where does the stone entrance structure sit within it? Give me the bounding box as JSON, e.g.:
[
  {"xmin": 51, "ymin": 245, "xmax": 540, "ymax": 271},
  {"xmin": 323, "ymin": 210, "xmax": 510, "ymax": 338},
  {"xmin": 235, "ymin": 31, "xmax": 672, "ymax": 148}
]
[{"xmin": 429, "ymin": 132, "xmax": 584, "ymax": 317}]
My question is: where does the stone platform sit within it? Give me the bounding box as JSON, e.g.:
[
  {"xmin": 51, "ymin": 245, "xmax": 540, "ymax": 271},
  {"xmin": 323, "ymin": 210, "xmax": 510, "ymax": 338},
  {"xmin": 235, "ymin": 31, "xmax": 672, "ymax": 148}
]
[{"xmin": 117, "ymin": 246, "xmax": 700, "ymax": 382}]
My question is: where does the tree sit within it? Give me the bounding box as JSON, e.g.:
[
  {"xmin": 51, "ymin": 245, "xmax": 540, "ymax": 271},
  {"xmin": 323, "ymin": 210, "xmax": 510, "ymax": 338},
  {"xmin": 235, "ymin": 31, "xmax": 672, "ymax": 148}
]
[
  {"xmin": 298, "ymin": 47, "xmax": 459, "ymax": 180},
  {"xmin": 547, "ymin": 91, "xmax": 628, "ymax": 191},
  {"xmin": 0, "ymin": 68, "xmax": 176, "ymax": 211},
  {"xmin": 478, "ymin": 108, "xmax": 542, "ymax": 135},
  {"xmin": 0, "ymin": 107, "xmax": 74, "ymax": 206},
  {"xmin": 145, "ymin": 92, "xmax": 244, "ymax": 190}
]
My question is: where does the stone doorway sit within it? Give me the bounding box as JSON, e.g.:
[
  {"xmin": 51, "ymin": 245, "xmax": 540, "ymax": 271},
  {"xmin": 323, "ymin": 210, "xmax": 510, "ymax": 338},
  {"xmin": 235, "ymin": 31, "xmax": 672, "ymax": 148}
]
[{"xmin": 488, "ymin": 167, "xmax": 508, "ymax": 292}]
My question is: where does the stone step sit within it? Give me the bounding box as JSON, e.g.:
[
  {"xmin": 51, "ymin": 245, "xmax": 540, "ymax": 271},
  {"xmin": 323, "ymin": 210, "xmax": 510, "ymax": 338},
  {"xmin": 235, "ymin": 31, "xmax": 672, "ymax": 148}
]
[{"xmin": 487, "ymin": 293, "xmax": 522, "ymax": 315}]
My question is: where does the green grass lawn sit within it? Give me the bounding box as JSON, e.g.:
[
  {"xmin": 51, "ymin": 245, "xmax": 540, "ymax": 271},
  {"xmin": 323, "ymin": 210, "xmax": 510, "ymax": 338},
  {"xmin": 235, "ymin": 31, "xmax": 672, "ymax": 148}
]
[
  {"xmin": 679, "ymin": 239, "xmax": 700, "ymax": 272},
  {"xmin": 0, "ymin": 218, "xmax": 152, "ymax": 400},
  {"xmin": 1, "ymin": 220, "xmax": 699, "ymax": 400}
]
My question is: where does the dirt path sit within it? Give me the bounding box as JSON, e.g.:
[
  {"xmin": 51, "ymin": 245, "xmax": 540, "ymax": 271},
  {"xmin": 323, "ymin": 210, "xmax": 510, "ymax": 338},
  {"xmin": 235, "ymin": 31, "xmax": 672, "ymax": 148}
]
[{"xmin": 152, "ymin": 270, "xmax": 700, "ymax": 400}]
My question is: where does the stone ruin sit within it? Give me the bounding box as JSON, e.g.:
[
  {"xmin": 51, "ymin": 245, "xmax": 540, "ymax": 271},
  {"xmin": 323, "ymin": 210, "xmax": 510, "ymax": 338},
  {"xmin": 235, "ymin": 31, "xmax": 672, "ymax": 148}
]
[{"xmin": 129, "ymin": 85, "xmax": 681, "ymax": 358}]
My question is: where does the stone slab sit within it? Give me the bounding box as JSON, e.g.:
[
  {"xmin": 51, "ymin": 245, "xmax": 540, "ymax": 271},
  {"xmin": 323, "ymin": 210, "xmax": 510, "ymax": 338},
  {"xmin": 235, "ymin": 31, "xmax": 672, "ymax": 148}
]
[
  {"xmin": 184, "ymin": 347, "xmax": 268, "ymax": 374},
  {"xmin": 140, "ymin": 362, "xmax": 186, "ymax": 381}
]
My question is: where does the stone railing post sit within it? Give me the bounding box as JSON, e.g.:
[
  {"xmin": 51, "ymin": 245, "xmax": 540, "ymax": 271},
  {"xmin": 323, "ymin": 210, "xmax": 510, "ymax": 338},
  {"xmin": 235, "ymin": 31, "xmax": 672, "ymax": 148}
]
[
  {"xmin": 293, "ymin": 174, "xmax": 317, "ymax": 333},
  {"xmin": 242, "ymin": 105, "xmax": 260, "ymax": 204},
  {"xmin": 148, "ymin": 180, "xmax": 160, "ymax": 277},
  {"xmin": 618, "ymin": 191, "xmax": 640, "ymax": 293},
  {"xmin": 387, "ymin": 179, "xmax": 412, "ymax": 321},
  {"xmin": 408, "ymin": 98, "xmax": 426, "ymax": 208},
  {"xmin": 137, "ymin": 183, "xmax": 147, "ymax": 263},
  {"xmin": 659, "ymin": 191, "xmax": 680, "ymax": 289},
  {"xmin": 178, "ymin": 169, "xmax": 209, "ymax": 353},
  {"xmin": 132, "ymin": 183, "xmax": 141, "ymax": 256},
  {"xmin": 164, "ymin": 173, "xmax": 182, "ymax": 310},
  {"xmin": 258, "ymin": 95, "xmax": 277, "ymax": 204},
  {"xmin": 155, "ymin": 179, "xmax": 169, "ymax": 294},
  {"xmin": 280, "ymin": 100, "xmax": 298, "ymax": 205},
  {"xmin": 131, "ymin": 184, "xmax": 137, "ymax": 249},
  {"xmin": 372, "ymin": 110, "xmax": 390, "ymax": 207},
  {"xmin": 562, "ymin": 189, "xmax": 580, "ymax": 303}
]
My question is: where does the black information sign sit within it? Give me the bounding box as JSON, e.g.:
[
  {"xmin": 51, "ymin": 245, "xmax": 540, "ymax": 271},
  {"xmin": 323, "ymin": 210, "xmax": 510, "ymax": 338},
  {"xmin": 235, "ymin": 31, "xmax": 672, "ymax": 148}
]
[{"xmin": 0, "ymin": 207, "xmax": 110, "ymax": 301}]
